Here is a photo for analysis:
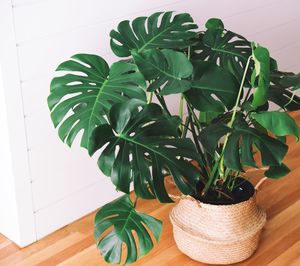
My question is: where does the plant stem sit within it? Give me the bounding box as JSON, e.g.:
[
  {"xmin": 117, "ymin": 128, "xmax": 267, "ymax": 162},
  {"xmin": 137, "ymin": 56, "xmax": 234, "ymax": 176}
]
[
  {"xmin": 219, "ymin": 55, "xmax": 252, "ymax": 179},
  {"xmin": 179, "ymin": 94, "xmax": 184, "ymax": 131},
  {"xmin": 244, "ymin": 87, "xmax": 252, "ymax": 103},
  {"xmin": 147, "ymin": 92, "xmax": 153, "ymax": 104},
  {"xmin": 185, "ymin": 98, "xmax": 202, "ymax": 130},
  {"xmin": 181, "ymin": 116, "xmax": 190, "ymax": 138},
  {"xmin": 155, "ymin": 91, "xmax": 172, "ymax": 117}
]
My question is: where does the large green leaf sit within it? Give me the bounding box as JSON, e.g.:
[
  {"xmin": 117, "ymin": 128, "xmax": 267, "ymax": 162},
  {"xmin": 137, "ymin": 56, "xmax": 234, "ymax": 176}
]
[
  {"xmin": 224, "ymin": 115, "xmax": 288, "ymax": 171},
  {"xmin": 251, "ymin": 111, "xmax": 299, "ymax": 141},
  {"xmin": 94, "ymin": 195, "xmax": 162, "ymax": 265},
  {"xmin": 199, "ymin": 115, "xmax": 288, "ymax": 173},
  {"xmin": 48, "ymin": 54, "xmax": 146, "ymax": 148},
  {"xmin": 198, "ymin": 121, "xmax": 231, "ymax": 155},
  {"xmin": 192, "ymin": 21, "xmax": 252, "ymax": 82},
  {"xmin": 265, "ymin": 163, "xmax": 290, "ymax": 179},
  {"xmin": 250, "ymin": 44, "xmax": 271, "ymax": 108},
  {"xmin": 185, "ymin": 61, "xmax": 239, "ymax": 112},
  {"xmin": 88, "ymin": 99, "xmax": 201, "ymax": 202},
  {"xmin": 110, "ymin": 12, "xmax": 198, "ymax": 57},
  {"xmin": 132, "ymin": 49, "xmax": 193, "ymax": 95}
]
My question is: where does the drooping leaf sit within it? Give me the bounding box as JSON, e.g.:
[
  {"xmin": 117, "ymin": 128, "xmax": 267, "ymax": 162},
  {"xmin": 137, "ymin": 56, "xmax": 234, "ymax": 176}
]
[
  {"xmin": 110, "ymin": 12, "xmax": 198, "ymax": 57},
  {"xmin": 48, "ymin": 54, "xmax": 146, "ymax": 148},
  {"xmin": 251, "ymin": 111, "xmax": 299, "ymax": 141},
  {"xmin": 94, "ymin": 195, "xmax": 162, "ymax": 265},
  {"xmin": 132, "ymin": 49, "xmax": 193, "ymax": 95},
  {"xmin": 88, "ymin": 99, "xmax": 202, "ymax": 202},
  {"xmin": 250, "ymin": 44, "xmax": 271, "ymax": 108},
  {"xmin": 265, "ymin": 163, "xmax": 290, "ymax": 179},
  {"xmin": 185, "ymin": 61, "xmax": 239, "ymax": 112},
  {"xmin": 224, "ymin": 115, "xmax": 288, "ymax": 171},
  {"xmin": 192, "ymin": 26, "xmax": 252, "ymax": 82}
]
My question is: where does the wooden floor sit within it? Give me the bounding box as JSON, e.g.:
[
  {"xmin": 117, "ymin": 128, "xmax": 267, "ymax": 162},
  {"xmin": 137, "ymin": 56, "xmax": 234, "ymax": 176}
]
[{"xmin": 1, "ymin": 112, "xmax": 300, "ymax": 266}]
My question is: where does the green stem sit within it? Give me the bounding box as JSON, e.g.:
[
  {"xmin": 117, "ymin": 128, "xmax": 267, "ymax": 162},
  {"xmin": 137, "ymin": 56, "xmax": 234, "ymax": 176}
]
[
  {"xmin": 155, "ymin": 91, "xmax": 172, "ymax": 117},
  {"xmin": 181, "ymin": 116, "xmax": 190, "ymax": 138},
  {"xmin": 147, "ymin": 92, "xmax": 153, "ymax": 104},
  {"xmin": 277, "ymin": 89, "xmax": 296, "ymax": 111},
  {"xmin": 179, "ymin": 95, "xmax": 184, "ymax": 131},
  {"xmin": 185, "ymin": 98, "xmax": 202, "ymax": 130},
  {"xmin": 219, "ymin": 55, "xmax": 252, "ymax": 179}
]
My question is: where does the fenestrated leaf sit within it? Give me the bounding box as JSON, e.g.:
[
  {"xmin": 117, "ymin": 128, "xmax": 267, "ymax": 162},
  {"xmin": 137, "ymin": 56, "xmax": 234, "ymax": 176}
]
[
  {"xmin": 132, "ymin": 49, "xmax": 193, "ymax": 95},
  {"xmin": 279, "ymin": 72, "xmax": 300, "ymax": 90},
  {"xmin": 94, "ymin": 195, "xmax": 162, "ymax": 265},
  {"xmin": 224, "ymin": 116, "xmax": 288, "ymax": 171},
  {"xmin": 251, "ymin": 111, "xmax": 300, "ymax": 141},
  {"xmin": 250, "ymin": 44, "xmax": 270, "ymax": 108},
  {"xmin": 48, "ymin": 54, "xmax": 146, "ymax": 148},
  {"xmin": 88, "ymin": 99, "xmax": 202, "ymax": 202},
  {"xmin": 185, "ymin": 61, "xmax": 239, "ymax": 112},
  {"xmin": 192, "ymin": 25, "xmax": 252, "ymax": 83},
  {"xmin": 198, "ymin": 121, "xmax": 230, "ymax": 155},
  {"xmin": 267, "ymin": 84, "xmax": 300, "ymax": 111},
  {"xmin": 110, "ymin": 12, "xmax": 198, "ymax": 57},
  {"xmin": 265, "ymin": 163, "xmax": 290, "ymax": 179}
]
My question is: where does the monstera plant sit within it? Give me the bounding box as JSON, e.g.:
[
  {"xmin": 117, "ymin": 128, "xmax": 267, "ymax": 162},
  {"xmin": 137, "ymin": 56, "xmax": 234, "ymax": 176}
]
[{"xmin": 48, "ymin": 12, "xmax": 300, "ymax": 265}]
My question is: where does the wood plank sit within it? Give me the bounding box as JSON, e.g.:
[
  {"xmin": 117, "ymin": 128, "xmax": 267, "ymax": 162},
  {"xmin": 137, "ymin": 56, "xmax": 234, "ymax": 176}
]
[{"xmin": 267, "ymin": 240, "xmax": 300, "ymax": 266}]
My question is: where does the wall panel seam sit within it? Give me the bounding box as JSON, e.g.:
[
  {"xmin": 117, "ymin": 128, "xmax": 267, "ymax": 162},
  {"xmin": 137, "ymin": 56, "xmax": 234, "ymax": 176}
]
[{"xmin": 10, "ymin": 0, "xmax": 38, "ymax": 239}]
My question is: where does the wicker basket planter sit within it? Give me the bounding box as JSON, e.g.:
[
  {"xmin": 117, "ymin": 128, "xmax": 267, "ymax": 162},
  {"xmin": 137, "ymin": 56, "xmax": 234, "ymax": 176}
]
[{"xmin": 170, "ymin": 194, "xmax": 266, "ymax": 264}]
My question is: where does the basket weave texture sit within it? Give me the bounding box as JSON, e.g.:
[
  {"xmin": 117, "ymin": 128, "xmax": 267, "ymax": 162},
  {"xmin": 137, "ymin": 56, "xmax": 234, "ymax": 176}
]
[{"xmin": 170, "ymin": 195, "xmax": 266, "ymax": 264}]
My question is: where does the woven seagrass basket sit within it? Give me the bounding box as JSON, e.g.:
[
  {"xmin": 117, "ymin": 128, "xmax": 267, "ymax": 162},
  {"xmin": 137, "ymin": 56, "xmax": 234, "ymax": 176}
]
[{"xmin": 170, "ymin": 194, "xmax": 266, "ymax": 264}]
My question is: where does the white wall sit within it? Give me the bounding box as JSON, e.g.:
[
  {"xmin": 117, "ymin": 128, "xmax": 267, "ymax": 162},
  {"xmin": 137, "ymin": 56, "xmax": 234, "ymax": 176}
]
[{"xmin": 1, "ymin": 0, "xmax": 300, "ymax": 245}]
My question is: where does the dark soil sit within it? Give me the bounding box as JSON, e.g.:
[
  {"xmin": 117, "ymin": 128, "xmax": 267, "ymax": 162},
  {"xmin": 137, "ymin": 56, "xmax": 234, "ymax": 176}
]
[{"xmin": 191, "ymin": 177, "xmax": 255, "ymax": 205}]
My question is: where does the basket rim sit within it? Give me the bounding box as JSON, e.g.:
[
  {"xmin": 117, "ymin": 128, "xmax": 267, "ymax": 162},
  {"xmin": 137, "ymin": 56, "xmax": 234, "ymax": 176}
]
[
  {"xmin": 187, "ymin": 194, "xmax": 258, "ymax": 209},
  {"xmin": 169, "ymin": 206, "xmax": 267, "ymax": 244}
]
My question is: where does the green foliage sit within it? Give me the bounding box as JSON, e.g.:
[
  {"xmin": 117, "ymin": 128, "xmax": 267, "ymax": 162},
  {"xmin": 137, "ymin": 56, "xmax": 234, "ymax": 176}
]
[
  {"xmin": 110, "ymin": 11, "xmax": 198, "ymax": 57},
  {"xmin": 279, "ymin": 72, "xmax": 300, "ymax": 90},
  {"xmin": 88, "ymin": 100, "xmax": 201, "ymax": 202},
  {"xmin": 250, "ymin": 43, "xmax": 271, "ymax": 108},
  {"xmin": 192, "ymin": 25, "xmax": 252, "ymax": 82},
  {"xmin": 48, "ymin": 54, "xmax": 146, "ymax": 148},
  {"xmin": 205, "ymin": 18, "xmax": 224, "ymax": 30},
  {"xmin": 132, "ymin": 49, "xmax": 193, "ymax": 95},
  {"xmin": 185, "ymin": 61, "xmax": 239, "ymax": 112},
  {"xmin": 48, "ymin": 12, "xmax": 300, "ymax": 265},
  {"xmin": 223, "ymin": 116, "xmax": 288, "ymax": 172},
  {"xmin": 251, "ymin": 111, "xmax": 299, "ymax": 141},
  {"xmin": 94, "ymin": 195, "xmax": 162, "ymax": 265}
]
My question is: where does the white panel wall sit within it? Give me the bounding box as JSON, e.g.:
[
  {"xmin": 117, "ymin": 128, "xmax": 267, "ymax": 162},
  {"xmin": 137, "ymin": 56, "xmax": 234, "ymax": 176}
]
[{"xmin": 1, "ymin": 0, "xmax": 300, "ymax": 245}]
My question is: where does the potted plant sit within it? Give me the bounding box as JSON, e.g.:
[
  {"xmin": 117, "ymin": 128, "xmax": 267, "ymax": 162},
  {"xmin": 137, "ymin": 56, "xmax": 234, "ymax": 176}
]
[{"xmin": 48, "ymin": 12, "xmax": 300, "ymax": 265}]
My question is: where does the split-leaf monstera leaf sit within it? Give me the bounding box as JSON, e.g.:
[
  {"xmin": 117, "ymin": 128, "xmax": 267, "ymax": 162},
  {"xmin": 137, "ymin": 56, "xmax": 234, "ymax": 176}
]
[
  {"xmin": 185, "ymin": 60, "xmax": 239, "ymax": 112},
  {"xmin": 199, "ymin": 115, "xmax": 290, "ymax": 178},
  {"xmin": 88, "ymin": 99, "xmax": 202, "ymax": 202},
  {"xmin": 48, "ymin": 54, "xmax": 146, "ymax": 148},
  {"xmin": 251, "ymin": 111, "xmax": 300, "ymax": 141},
  {"xmin": 132, "ymin": 49, "xmax": 193, "ymax": 95},
  {"xmin": 192, "ymin": 18, "xmax": 252, "ymax": 82},
  {"xmin": 110, "ymin": 11, "xmax": 198, "ymax": 57},
  {"xmin": 94, "ymin": 195, "xmax": 162, "ymax": 265}
]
